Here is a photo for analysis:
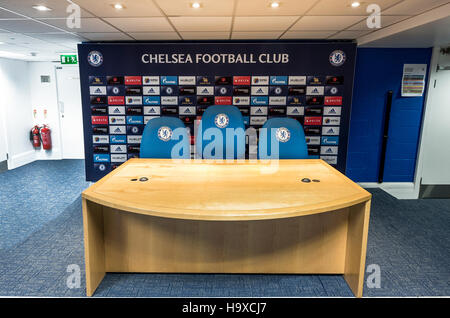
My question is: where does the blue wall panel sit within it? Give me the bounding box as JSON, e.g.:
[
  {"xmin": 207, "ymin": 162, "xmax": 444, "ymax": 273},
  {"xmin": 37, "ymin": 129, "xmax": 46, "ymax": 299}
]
[{"xmin": 347, "ymin": 48, "xmax": 432, "ymax": 182}]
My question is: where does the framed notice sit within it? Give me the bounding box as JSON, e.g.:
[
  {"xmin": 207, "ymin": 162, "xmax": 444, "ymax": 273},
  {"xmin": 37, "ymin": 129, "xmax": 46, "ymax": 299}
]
[{"xmin": 401, "ymin": 64, "xmax": 427, "ymax": 97}]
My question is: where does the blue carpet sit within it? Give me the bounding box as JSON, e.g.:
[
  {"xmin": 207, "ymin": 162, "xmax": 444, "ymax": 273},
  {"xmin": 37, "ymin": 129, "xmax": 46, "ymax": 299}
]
[{"xmin": 0, "ymin": 160, "xmax": 449, "ymax": 296}]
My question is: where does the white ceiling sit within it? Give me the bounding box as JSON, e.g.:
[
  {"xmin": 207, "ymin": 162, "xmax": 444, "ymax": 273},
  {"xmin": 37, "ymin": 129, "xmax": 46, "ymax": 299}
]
[{"xmin": 0, "ymin": 0, "xmax": 448, "ymax": 60}]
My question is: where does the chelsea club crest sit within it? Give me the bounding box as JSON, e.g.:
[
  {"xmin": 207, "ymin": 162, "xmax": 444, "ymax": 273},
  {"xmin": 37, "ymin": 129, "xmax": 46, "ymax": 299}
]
[
  {"xmin": 87, "ymin": 51, "xmax": 103, "ymax": 67},
  {"xmin": 275, "ymin": 127, "xmax": 291, "ymax": 143},
  {"xmin": 329, "ymin": 50, "xmax": 346, "ymax": 67},
  {"xmin": 158, "ymin": 126, "xmax": 173, "ymax": 142},
  {"xmin": 214, "ymin": 113, "xmax": 229, "ymax": 129}
]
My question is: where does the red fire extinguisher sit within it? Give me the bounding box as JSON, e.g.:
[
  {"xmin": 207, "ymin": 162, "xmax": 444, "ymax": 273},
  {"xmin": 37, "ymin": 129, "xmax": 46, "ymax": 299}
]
[
  {"xmin": 40, "ymin": 124, "xmax": 52, "ymax": 150},
  {"xmin": 30, "ymin": 125, "xmax": 41, "ymax": 149}
]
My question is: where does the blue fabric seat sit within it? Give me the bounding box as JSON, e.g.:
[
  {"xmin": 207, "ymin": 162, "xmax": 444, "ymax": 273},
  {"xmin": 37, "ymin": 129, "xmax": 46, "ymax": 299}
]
[
  {"xmin": 139, "ymin": 117, "xmax": 190, "ymax": 159},
  {"xmin": 196, "ymin": 105, "xmax": 245, "ymax": 159},
  {"xmin": 258, "ymin": 117, "xmax": 309, "ymax": 159}
]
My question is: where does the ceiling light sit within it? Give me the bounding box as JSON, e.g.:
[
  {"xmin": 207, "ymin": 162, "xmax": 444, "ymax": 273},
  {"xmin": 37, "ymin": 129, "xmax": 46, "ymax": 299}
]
[
  {"xmin": 32, "ymin": 5, "xmax": 52, "ymax": 11},
  {"xmin": 271, "ymin": 2, "xmax": 280, "ymax": 8},
  {"xmin": 114, "ymin": 3, "xmax": 124, "ymax": 10},
  {"xmin": 191, "ymin": 2, "xmax": 201, "ymax": 9},
  {"xmin": 351, "ymin": 2, "xmax": 361, "ymax": 8}
]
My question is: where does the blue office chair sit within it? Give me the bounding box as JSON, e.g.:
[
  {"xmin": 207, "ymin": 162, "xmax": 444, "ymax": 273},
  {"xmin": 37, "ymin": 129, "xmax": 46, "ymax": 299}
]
[
  {"xmin": 258, "ymin": 117, "xmax": 309, "ymax": 159},
  {"xmin": 196, "ymin": 105, "xmax": 245, "ymax": 159},
  {"xmin": 140, "ymin": 117, "xmax": 190, "ymax": 159}
]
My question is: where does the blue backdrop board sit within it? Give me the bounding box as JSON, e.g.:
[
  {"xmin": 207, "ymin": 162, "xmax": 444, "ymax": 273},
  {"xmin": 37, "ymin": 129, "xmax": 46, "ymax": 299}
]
[{"xmin": 78, "ymin": 42, "xmax": 357, "ymax": 181}]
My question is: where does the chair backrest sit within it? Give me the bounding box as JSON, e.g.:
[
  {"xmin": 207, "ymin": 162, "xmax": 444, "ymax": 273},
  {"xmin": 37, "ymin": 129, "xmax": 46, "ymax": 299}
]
[
  {"xmin": 258, "ymin": 117, "xmax": 309, "ymax": 159},
  {"xmin": 196, "ymin": 105, "xmax": 245, "ymax": 159},
  {"xmin": 139, "ymin": 117, "xmax": 190, "ymax": 159}
]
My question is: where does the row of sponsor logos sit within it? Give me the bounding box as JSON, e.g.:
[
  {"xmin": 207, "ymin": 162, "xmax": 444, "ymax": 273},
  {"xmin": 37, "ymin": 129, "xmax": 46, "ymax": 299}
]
[
  {"xmin": 91, "ymin": 95, "xmax": 343, "ymax": 106},
  {"xmin": 90, "ymin": 85, "xmax": 341, "ymax": 97},
  {"xmin": 90, "ymin": 75, "xmax": 344, "ymax": 87},
  {"xmin": 92, "ymin": 115, "xmax": 341, "ymax": 127},
  {"xmin": 92, "ymin": 106, "xmax": 342, "ymax": 117}
]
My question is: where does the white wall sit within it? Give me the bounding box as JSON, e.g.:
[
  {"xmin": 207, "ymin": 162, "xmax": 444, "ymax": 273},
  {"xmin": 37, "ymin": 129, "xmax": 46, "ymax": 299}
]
[
  {"xmin": 0, "ymin": 57, "xmax": 34, "ymax": 168},
  {"xmin": 416, "ymin": 47, "xmax": 450, "ymax": 185},
  {"xmin": 0, "ymin": 90, "xmax": 7, "ymax": 162}
]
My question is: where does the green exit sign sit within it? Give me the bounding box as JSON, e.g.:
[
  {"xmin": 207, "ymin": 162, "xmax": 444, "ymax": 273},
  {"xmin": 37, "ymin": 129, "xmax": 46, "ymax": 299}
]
[{"xmin": 60, "ymin": 55, "xmax": 78, "ymax": 64}]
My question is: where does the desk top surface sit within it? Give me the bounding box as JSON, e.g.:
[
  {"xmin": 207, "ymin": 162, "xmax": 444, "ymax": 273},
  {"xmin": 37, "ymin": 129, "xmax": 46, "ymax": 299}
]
[{"xmin": 82, "ymin": 159, "xmax": 371, "ymax": 221}]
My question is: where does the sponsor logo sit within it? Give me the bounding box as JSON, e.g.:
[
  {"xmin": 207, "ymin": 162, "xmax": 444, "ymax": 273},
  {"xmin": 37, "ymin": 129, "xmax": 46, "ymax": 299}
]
[
  {"xmin": 87, "ymin": 51, "xmax": 103, "ymax": 67},
  {"xmin": 214, "ymin": 113, "xmax": 229, "ymax": 128},
  {"xmin": 269, "ymin": 96, "xmax": 286, "ymax": 105},
  {"xmin": 322, "ymin": 126, "xmax": 340, "ymax": 136},
  {"xmin": 161, "ymin": 106, "xmax": 178, "ymax": 115},
  {"xmin": 268, "ymin": 107, "xmax": 286, "ymax": 115},
  {"xmin": 94, "ymin": 163, "xmax": 108, "ymax": 172},
  {"xmin": 251, "ymin": 96, "xmax": 269, "ymax": 106},
  {"xmin": 125, "ymin": 86, "xmax": 142, "ymax": 95},
  {"xmin": 269, "ymin": 86, "xmax": 286, "ymax": 96},
  {"xmin": 144, "ymin": 106, "xmax": 161, "ymax": 115},
  {"xmin": 92, "ymin": 126, "xmax": 108, "ymax": 134},
  {"xmin": 107, "ymin": 86, "xmax": 124, "ymax": 95},
  {"xmin": 124, "ymin": 76, "xmax": 142, "ymax": 85},
  {"xmin": 304, "ymin": 116, "xmax": 322, "ymax": 126},
  {"xmin": 89, "ymin": 86, "xmax": 106, "ymax": 95},
  {"xmin": 238, "ymin": 106, "xmax": 250, "ymax": 115},
  {"xmin": 286, "ymin": 106, "xmax": 304, "ymax": 116},
  {"xmin": 326, "ymin": 76, "xmax": 344, "ymax": 85},
  {"xmin": 144, "ymin": 116, "xmax": 160, "ymax": 124},
  {"xmin": 197, "ymin": 96, "xmax": 214, "ymax": 106},
  {"xmin": 127, "ymin": 125, "xmax": 144, "ymax": 135},
  {"xmin": 160, "ymin": 76, "xmax": 178, "ymax": 85},
  {"xmin": 305, "ymin": 136, "xmax": 321, "ymax": 145},
  {"xmin": 251, "ymin": 106, "xmax": 268, "ymax": 116},
  {"xmin": 323, "ymin": 107, "xmax": 341, "ymax": 116},
  {"xmin": 128, "ymin": 154, "xmax": 139, "ymax": 159},
  {"xmin": 161, "ymin": 96, "xmax": 178, "ymax": 105},
  {"xmin": 215, "ymin": 86, "xmax": 232, "ymax": 96},
  {"xmin": 233, "ymin": 87, "xmax": 250, "ymax": 96},
  {"xmin": 89, "ymin": 76, "xmax": 106, "ymax": 85},
  {"xmin": 179, "ymin": 86, "xmax": 196, "ymax": 95},
  {"xmin": 306, "ymin": 96, "xmax": 324, "ymax": 105},
  {"xmin": 126, "ymin": 96, "xmax": 142, "ymax": 105},
  {"xmin": 93, "ymin": 154, "xmax": 110, "ymax": 162},
  {"xmin": 321, "ymin": 136, "xmax": 339, "ymax": 145},
  {"xmin": 250, "ymin": 116, "xmax": 267, "ymax": 126},
  {"xmin": 161, "ymin": 86, "xmax": 178, "ymax": 96},
  {"xmin": 127, "ymin": 135, "xmax": 142, "ymax": 144},
  {"xmin": 304, "ymin": 127, "xmax": 321, "ymax": 136},
  {"xmin": 91, "ymin": 116, "xmax": 108, "ymax": 125},
  {"xmin": 111, "ymin": 154, "xmax": 127, "ymax": 162},
  {"xmin": 329, "ymin": 50, "xmax": 346, "ymax": 67},
  {"xmin": 324, "ymin": 96, "xmax": 343, "ymax": 105},
  {"xmin": 214, "ymin": 96, "xmax": 232, "ymax": 105},
  {"xmin": 196, "ymin": 76, "xmax": 214, "ymax": 85},
  {"xmin": 288, "ymin": 86, "xmax": 306, "ymax": 95},
  {"xmin": 91, "ymin": 96, "xmax": 107, "ymax": 104},
  {"xmin": 107, "ymin": 76, "xmax": 124, "ymax": 85},
  {"xmin": 143, "ymin": 86, "xmax": 160, "ymax": 95},
  {"xmin": 215, "ymin": 76, "xmax": 232, "ymax": 85},
  {"xmin": 109, "ymin": 126, "xmax": 126, "ymax": 134},
  {"xmin": 306, "ymin": 86, "xmax": 325, "ymax": 96},
  {"xmin": 251, "ymin": 86, "xmax": 268, "ymax": 95},
  {"xmin": 178, "ymin": 76, "xmax": 196, "ymax": 85},
  {"xmin": 127, "ymin": 116, "xmax": 144, "ymax": 124},
  {"xmin": 275, "ymin": 127, "xmax": 290, "ymax": 143},
  {"xmin": 252, "ymin": 76, "xmax": 269, "ymax": 85},
  {"xmin": 108, "ymin": 96, "xmax": 125, "ymax": 105},
  {"xmin": 143, "ymin": 96, "xmax": 161, "ymax": 105},
  {"xmin": 126, "ymin": 106, "xmax": 143, "ymax": 115},
  {"xmin": 179, "ymin": 116, "xmax": 195, "ymax": 126},
  {"xmin": 109, "ymin": 116, "xmax": 126, "ymax": 125},
  {"xmin": 158, "ymin": 126, "xmax": 173, "ymax": 141},
  {"xmin": 325, "ymin": 86, "xmax": 340, "ymax": 95},
  {"xmin": 111, "ymin": 145, "xmax": 127, "ymax": 154},
  {"xmin": 321, "ymin": 156, "xmax": 338, "ymax": 165},
  {"xmin": 323, "ymin": 117, "xmax": 341, "ymax": 126},
  {"xmin": 178, "ymin": 96, "xmax": 195, "ymax": 106},
  {"xmin": 305, "ymin": 107, "xmax": 323, "ymax": 116},
  {"xmin": 233, "ymin": 76, "xmax": 251, "ymax": 85},
  {"xmin": 127, "ymin": 145, "xmax": 141, "ymax": 153},
  {"xmin": 110, "ymin": 135, "xmax": 127, "ymax": 144},
  {"xmin": 179, "ymin": 106, "xmax": 196, "ymax": 115},
  {"xmin": 92, "ymin": 135, "xmax": 109, "ymax": 144},
  {"xmin": 91, "ymin": 106, "xmax": 107, "ymax": 115},
  {"xmin": 287, "ymin": 96, "xmax": 304, "ymax": 106},
  {"xmin": 142, "ymin": 76, "xmax": 159, "ymax": 85},
  {"xmin": 307, "ymin": 146, "xmax": 320, "ymax": 156},
  {"xmin": 270, "ymin": 76, "xmax": 288, "ymax": 85},
  {"xmin": 288, "ymin": 76, "xmax": 306, "ymax": 85},
  {"xmin": 321, "ymin": 146, "xmax": 338, "ymax": 155},
  {"xmin": 233, "ymin": 96, "xmax": 250, "ymax": 105},
  {"xmin": 196, "ymin": 86, "xmax": 214, "ymax": 96},
  {"xmin": 307, "ymin": 76, "xmax": 324, "ymax": 85}
]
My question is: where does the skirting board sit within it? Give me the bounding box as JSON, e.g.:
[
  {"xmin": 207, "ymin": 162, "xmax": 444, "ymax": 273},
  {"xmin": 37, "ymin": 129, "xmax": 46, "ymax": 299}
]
[
  {"xmin": 8, "ymin": 150, "xmax": 36, "ymax": 170},
  {"xmin": 358, "ymin": 182, "xmax": 418, "ymax": 200}
]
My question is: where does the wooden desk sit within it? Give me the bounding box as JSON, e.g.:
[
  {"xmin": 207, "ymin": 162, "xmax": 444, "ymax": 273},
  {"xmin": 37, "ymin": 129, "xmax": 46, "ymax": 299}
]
[{"xmin": 82, "ymin": 159, "xmax": 371, "ymax": 297}]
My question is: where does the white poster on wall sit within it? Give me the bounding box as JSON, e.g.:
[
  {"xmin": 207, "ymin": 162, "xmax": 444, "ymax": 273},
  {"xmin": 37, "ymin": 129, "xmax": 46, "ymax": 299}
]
[{"xmin": 401, "ymin": 64, "xmax": 427, "ymax": 97}]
